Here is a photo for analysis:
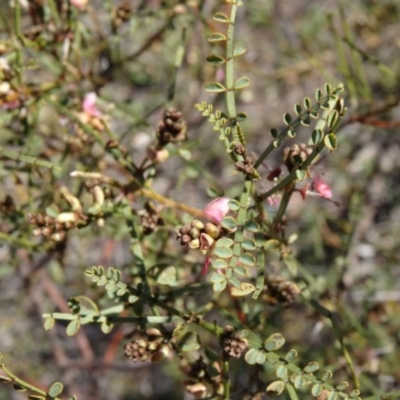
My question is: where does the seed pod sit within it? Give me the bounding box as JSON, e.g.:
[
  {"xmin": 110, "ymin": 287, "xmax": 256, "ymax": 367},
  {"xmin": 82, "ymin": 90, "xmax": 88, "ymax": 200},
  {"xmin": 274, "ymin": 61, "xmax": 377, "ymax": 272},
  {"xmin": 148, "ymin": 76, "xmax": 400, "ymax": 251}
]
[{"xmin": 55, "ymin": 212, "xmax": 78, "ymax": 223}]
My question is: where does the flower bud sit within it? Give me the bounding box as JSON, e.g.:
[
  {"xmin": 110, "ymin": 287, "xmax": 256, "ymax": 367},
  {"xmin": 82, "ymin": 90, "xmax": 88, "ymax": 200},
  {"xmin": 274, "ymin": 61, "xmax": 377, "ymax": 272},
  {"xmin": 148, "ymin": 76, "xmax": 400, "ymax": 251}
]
[
  {"xmin": 191, "ymin": 220, "xmax": 204, "ymax": 230},
  {"xmin": 204, "ymin": 197, "xmax": 230, "ymax": 224},
  {"xmin": 204, "ymin": 222, "xmax": 220, "ymax": 239},
  {"xmin": 147, "ymin": 341, "xmax": 159, "ymax": 352},
  {"xmin": 181, "ymin": 234, "xmax": 191, "ymax": 244},
  {"xmin": 51, "ymin": 232, "xmax": 66, "ymax": 242},
  {"xmin": 97, "ymin": 218, "xmax": 105, "ymax": 228},
  {"xmin": 147, "ymin": 146, "xmax": 170, "ymax": 163},
  {"xmin": 41, "ymin": 227, "xmax": 52, "ymax": 236},
  {"xmin": 188, "ymin": 238, "xmax": 200, "ymax": 249},
  {"xmin": 199, "ymin": 233, "xmax": 214, "ymax": 254},
  {"xmin": 189, "ymin": 227, "xmax": 200, "ymax": 239},
  {"xmin": 150, "ymin": 344, "xmax": 171, "ymax": 363},
  {"xmin": 186, "ymin": 383, "xmax": 207, "ymax": 399},
  {"xmin": 146, "ymin": 327, "xmax": 162, "ymax": 340}
]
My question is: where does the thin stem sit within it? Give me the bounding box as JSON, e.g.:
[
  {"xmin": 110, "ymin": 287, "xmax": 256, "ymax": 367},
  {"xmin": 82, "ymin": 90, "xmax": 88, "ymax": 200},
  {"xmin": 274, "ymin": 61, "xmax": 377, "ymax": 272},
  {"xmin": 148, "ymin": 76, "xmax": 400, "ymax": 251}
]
[
  {"xmin": 339, "ymin": 4, "xmax": 372, "ymax": 101},
  {"xmin": 222, "ymin": 360, "xmax": 230, "ymax": 400},
  {"xmin": 70, "ymin": 170, "xmax": 207, "ymax": 219},
  {"xmin": 225, "ymin": 1, "xmax": 238, "ymax": 119},
  {"xmin": 140, "ymin": 187, "xmax": 207, "ymax": 219},
  {"xmin": 0, "ymin": 231, "xmax": 39, "ymax": 249},
  {"xmin": 363, "ymin": 390, "xmax": 400, "ymax": 400},
  {"xmin": 0, "ymin": 146, "xmax": 61, "ymax": 171},
  {"xmin": 123, "ymin": 199, "xmax": 159, "ymax": 317},
  {"xmin": 272, "ymin": 183, "xmax": 295, "ymax": 225},
  {"xmin": 305, "ymin": 293, "xmax": 360, "ymax": 390},
  {"xmin": 48, "ymin": 0, "xmax": 61, "ymax": 27},
  {"xmin": 285, "ymin": 382, "xmax": 300, "ymax": 400},
  {"xmin": 13, "ymin": 0, "xmax": 22, "ymax": 84},
  {"xmin": 0, "ymin": 363, "xmax": 47, "ymax": 397}
]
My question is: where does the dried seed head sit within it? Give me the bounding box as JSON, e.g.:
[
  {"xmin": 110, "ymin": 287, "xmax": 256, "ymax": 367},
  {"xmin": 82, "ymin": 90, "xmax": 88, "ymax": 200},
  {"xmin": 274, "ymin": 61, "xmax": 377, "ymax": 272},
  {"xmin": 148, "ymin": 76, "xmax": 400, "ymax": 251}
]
[
  {"xmin": 222, "ymin": 334, "xmax": 248, "ymax": 358},
  {"xmin": 232, "ymin": 142, "xmax": 247, "ymax": 156},
  {"xmin": 156, "ymin": 107, "xmax": 187, "ymax": 146},
  {"xmin": 124, "ymin": 339, "xmax": 151, "ymax": 362},
  {"xmin": 140, "ymin": 201, "xmax": 164, "ymax": 235},
  {"xmin": 283, "ymin": 143, "xmax": 312, "ymax": 172},
  {"xmin": 264, "ymin": 276, "xmax": 300, "ymax": 305}
]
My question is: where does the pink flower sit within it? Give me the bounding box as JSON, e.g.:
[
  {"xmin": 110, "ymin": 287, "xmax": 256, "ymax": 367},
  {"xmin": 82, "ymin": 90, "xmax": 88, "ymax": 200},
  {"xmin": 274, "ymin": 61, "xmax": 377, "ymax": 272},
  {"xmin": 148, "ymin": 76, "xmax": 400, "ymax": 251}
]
[
  {"xmin": 313, "ymin": 173, "xmax": 332, "ymax": 199},
  {"xmin": 216, "ymin": 68, "xmax": 225, "ymax": 82},
  {"xmin": 2, "ymin": 99, "xmax": 21, "ymax": 110},
  {"xmin": 200, "ymin": 197, "xmax": 231, "ymax": 274},
  {"xmin": 204, "ymin": 197, "xmax": 230, "ymax": 224},
  {"xmin": 70, "ymin": 0, "xmax": 88, "ymax": 10},
  {"xmin": 82, "ymin": 92, "xmax": 101, "ymax": 117},
  {"xmin": 266, "ymin": 194, "xmax": 280, "ymax": 207}
]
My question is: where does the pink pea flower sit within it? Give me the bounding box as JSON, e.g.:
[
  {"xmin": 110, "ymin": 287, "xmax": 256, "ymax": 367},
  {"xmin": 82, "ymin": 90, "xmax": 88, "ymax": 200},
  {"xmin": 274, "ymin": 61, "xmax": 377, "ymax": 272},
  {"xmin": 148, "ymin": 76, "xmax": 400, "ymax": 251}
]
[
  {"xmin": 82, "ymin": 92, "xmax": 101, "ymax": 117},
  {"xmin": 266, "ymin": 194, "xmax": 280, "ymax": 207},
  {"xmin": 2, "ymin": 99, "xmax": 21, "ymax": 110},
  {"xmin": 204, "ymin": 197, "xmax": 230, "ymax": 224},
  {"xmin": 216, "ymin": 68, "xmax": 225, "ymax": 82},
  {"xmin": 70, "ymin": 0, "xmax": 88, "ymax": 10},
  {"xmin": 313, "ymin": 173, "xmax": 332, "ymax": 199},
  {"xmin": 201, "ymin": 197, "xmax": 231, "ymax": 274}
]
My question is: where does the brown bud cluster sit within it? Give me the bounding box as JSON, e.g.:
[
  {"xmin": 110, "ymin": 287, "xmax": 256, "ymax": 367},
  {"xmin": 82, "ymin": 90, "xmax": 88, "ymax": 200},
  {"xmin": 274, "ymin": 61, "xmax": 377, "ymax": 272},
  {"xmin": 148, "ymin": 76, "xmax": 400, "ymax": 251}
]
[
  {"xmin": 283, "ymin": 143, "xmax": 312, "ymax": 172},
  {"xmin": 221, "ymin": 325, "xmax": 248, "ymax": 359},
  {"xmin": 113, "ymin": 0, "xmax": 132, "ymax": 28},
  {"xmin": 264, "ymin": 276, "xmax": 300, "ymax": 306},
  {"xmin": 156, "ymin": 108, "xmax": 187, "ymax": 146},
  {"xmin": 175, "ymin": 220, "xmax": 221, "ymax": 252},
  {"xmin": 232, "ymin": 142, "xmax": 260, "ymax": 180},
  {"xmin": 124, "ymin": 328, "xmax": 170, "ymax": 363},
  {"xmin": 140, "ymin": 201, "xmax": 164, "ymax": 235},
  {"xmin": 27, "ymin": 211, "xmax": 86, "ymax": 242}
]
